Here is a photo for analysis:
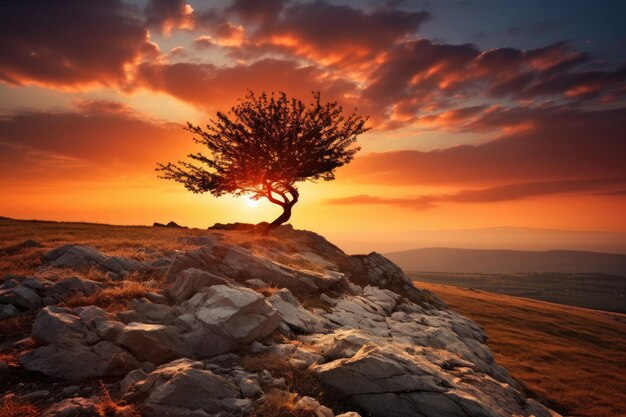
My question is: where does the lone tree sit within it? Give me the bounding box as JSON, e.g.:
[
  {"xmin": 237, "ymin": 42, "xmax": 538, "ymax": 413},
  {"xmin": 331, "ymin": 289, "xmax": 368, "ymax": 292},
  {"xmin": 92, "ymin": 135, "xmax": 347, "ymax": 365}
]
[{"xmin": 157, "ymin": 91, "xmax": 369, "ymax": 232}]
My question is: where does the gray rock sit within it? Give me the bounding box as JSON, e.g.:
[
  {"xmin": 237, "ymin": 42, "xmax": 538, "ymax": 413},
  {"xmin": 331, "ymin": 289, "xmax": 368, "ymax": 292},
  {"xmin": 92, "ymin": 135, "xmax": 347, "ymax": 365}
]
[
  {"xmin": 21, "ymin": 306, "xmax": 142, "ymax": 380},
  {"xmin": 244, "ymin": 278, "xmax": 267, "ymax": 289},
  {"xmin": 124, "ymin": 358, "xmax": 242, "ymax": 414},
  {"xmin": 117, "ymin": 322, "xmax": 186, "ymax": 364},
  {"xmin": 42, "ymin": 244, "xmax": 144, "ymax": 275},
  {"xmin": 41, "ymin": 397, "xmax": 99, "ymax": 417},
  {"xmin": 0, "ymin": 239, "xmax": 41, "ymax": 256},
  {"xmin": 239, "ymin": 377, "xmax": 262, "ymax": 397},
  {"xmin": 130, "ymin": 298, "xmax": 177, "ymax": 323},
  {"xmin": 177, "ymin": 285, "xmax": 280, "ymax": 357},
  {"xmin": 267, "ymin": 289, "xmax": 329, "ymax": 333},
  {"xmin": 42, "ymin": 244, "xmax": 108, "ymax": 270},
  {"xmin": 61, "ymin": 386, "xmax": 80, "ymax": 397},
  {"xmin": 0, "ymin": 303, "xmax": 20, "ymax": 319},
  {"xmin": 21, "ymin": 390, "xmax": 50, "ymax": 400},
  {"xmin": 222, "ymin": 397, "xmax": 254, "ymax": 414},
  {"xmin": 168, "ymin": 268, "xmax": 229, "ymax": 302},
  {"xmin": 0, "ymin": 285, "xmax": 41, "ymax": 309}
]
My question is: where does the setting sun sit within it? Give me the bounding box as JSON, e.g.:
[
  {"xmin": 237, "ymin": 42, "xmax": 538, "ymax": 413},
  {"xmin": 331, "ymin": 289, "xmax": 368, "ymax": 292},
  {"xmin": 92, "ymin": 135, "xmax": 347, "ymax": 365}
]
[{"xmin": 244, "ymin": 196, "xmax": 260, "ymax": 208}]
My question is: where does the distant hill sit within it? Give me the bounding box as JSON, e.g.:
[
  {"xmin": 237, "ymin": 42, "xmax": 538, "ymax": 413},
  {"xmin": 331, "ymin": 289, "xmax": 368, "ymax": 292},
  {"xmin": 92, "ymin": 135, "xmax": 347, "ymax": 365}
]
[{"xmin": 385, "ymin": 247, "xmax": 626, "ymax": 276}]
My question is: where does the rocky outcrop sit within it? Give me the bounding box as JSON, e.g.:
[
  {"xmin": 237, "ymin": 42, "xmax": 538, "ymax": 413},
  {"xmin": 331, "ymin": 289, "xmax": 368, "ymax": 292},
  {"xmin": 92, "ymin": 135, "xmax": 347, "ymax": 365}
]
[
  {"xmin": 20, "ymin": 284, "xmax": 282, "ymax": 379},
  {"xmin": 267, "ymin": 288, "xmax": 329, "ymax": 333},
  {"xmin": 41, "ymin": 244, "xmax": 145, "ymax": 277},
  {"xmin": 20, "ymin": 306, "xmax": 145, "ymax": 380},
  {"xmin": 167, "ymin": 268, "xmax": 228, "ymax": 302},
  {"xmin": 0, "ymin": 239, "xmax": 42, "ymax": 256},
  {"xmin": 177, "ymin": 285, "xmax": 281, "ymax": 357},
  {"xmin": 9, "ymin": 224, "xmax": 562, "ymax": 417},
  {"xmin": 40, "ymin": 397, "xmax": 100, "ymax": 417},
  {"xmin": 163, "ymin": 241, "xmax": 346, "ymax": 293},
  {"xmin": 0, "ymin": 274, "xmax": 102, "ymax": 318},
  {"xmin": 122, "ymin": 358, "xmax": 253, "ymax": 416}
]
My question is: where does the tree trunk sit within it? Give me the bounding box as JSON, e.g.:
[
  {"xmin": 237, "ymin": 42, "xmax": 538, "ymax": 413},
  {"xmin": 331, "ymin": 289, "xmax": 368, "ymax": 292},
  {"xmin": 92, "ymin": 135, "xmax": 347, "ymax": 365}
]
[
  {"xmin": 261, "ymin": 184, "xmax": 299, "ymax": 235},
  {"xmin": 263, "ymin": 204, "xmax": 293, "ymax": 234}
]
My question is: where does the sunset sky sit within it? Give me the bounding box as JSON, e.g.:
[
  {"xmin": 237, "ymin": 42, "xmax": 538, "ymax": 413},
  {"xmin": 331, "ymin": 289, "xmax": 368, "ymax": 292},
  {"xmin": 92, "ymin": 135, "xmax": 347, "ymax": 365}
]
[{"xmin": 1, "ymin": 0, "xmax": 625, "ymax": 252}]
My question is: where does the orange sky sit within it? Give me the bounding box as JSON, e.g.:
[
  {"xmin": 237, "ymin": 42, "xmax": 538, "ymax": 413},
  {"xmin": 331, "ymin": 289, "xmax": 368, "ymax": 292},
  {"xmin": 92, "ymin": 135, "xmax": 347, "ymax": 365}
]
[{"xmin": 1, "ymin": 0, "xmax": 625, "ymax": 253}]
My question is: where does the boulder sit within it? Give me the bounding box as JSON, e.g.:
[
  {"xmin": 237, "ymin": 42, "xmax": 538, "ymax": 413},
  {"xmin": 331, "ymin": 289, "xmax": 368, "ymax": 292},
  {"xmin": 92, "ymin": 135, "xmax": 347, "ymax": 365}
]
[
  {"xmin": 41, "ymin": 397, "xmax": 100, "ymax": 417},
  {"xmin": 295, "ymin": 396, "xmax": 334, "ymax": 417},
  {"xmin": 315, "ymin": 340, "xmax": 559, "ymax": 417},
  {"xmin": 117, "ymin": 322, "xmax": 186, "ymax": 364},
  {"xmin": 20, "ymin": 306, "xmax": 142, "ymax": 380},
  {"xmin": 42, "ymin": 245, "xmax": 108, "ymax": 270},
  {"xmin": 177, "ymin": 285, "xmax": 280, "ymax": 357},
  {"xmin": 0, "ymin": 239, "xmax": 41, "ymax": 256},
  {"xmin": 167, "ymin": 268, "xmax": 229, "ymax": 302},
  {"xmin": 41, "ymin": 244, "xmax": 144, "ymax": 275},
  {"xmin": 0, "ymin": 285, "xmax": 41, "ymax": 309},
  {"xmin": 0, "ymin": 303, "xmax": 20, "ymax": 319},
  {"xmin": 128, "ymin": 298, "xmax": 177, "ymax": 323},
  {"xmin": 45, "ymin": 277, "xmax": 102, "ymax": 303},
  {"xmin": 123, "ymin": 358, "xmax": 244, "ymax": 415},
  {"xmin": 267, "ymin": 289, "xmax": 329, "ymax": 333},
  {"xmin": 0, "ymin": 275, "xmax": 103, "ymax": 317}
]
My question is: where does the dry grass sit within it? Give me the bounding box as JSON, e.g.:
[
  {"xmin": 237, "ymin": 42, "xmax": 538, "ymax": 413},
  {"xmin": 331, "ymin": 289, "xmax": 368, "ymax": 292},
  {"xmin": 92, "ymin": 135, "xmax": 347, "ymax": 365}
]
[
  {"xmin": 0, "ymin": 217, "xmax": 287, "ymax": 277},
  {"xmin": 96, "ymin": 383, "xmax": 139, "ymax": 417},
  {"xmin": 419, "ymin": 282, "xmax": 626, "ymax": 417},
  {"xmin": 254, "ymin": 286, "xmax": 279, "ymax": 297},
  {"xmin": 0, "ymin": 397, "xmax": 38, "ymax": 417},
  {"xmin": 0, "ymin": 217, "xmax": 215, "ymax": 276},
  {"xmin": 241, "ymin": 351, "xmax": 323, "ymax": 399},
  {"xmin": 253, "ymin": 390, "xmax": 317, "ymax": 417},
  {"xmin": 62, "ymin": 281, "xmax": 156, "ymax": 312},
  {"xmin": 0, "ymin": 247, "xmax": 42, "ymax": 276},
  {"xmin": 0, "ymin": 313, "xmax": 35, "ymax": 344}
]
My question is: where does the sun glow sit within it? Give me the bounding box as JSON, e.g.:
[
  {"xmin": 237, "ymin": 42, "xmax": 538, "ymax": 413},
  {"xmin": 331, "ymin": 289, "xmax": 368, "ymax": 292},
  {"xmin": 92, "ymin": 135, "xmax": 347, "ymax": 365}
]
[{"xmin": 244, "ymin": 196, "xmax": 260, "ymax": 208}]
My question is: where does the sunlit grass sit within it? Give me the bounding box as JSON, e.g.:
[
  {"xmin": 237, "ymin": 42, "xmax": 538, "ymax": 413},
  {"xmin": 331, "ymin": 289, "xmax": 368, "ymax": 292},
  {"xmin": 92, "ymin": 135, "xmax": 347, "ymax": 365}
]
[{"xmin": 420, "ymin": 282, "xmax": 626, "ymax": 417}]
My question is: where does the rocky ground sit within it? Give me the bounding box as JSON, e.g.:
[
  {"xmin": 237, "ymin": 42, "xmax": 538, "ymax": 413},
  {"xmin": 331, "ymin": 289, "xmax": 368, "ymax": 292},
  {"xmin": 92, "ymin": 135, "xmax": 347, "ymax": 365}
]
[{"xmin": 0, "ymin": 223, "xmax": 562, "ymax": 417}]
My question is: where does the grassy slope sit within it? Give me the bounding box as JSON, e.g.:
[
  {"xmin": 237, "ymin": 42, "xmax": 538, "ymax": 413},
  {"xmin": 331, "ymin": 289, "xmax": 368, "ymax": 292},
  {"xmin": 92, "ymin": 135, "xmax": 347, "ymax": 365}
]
[{"xmin": 418, "ymin": 282, "xmax": 626, "ymax": 417}]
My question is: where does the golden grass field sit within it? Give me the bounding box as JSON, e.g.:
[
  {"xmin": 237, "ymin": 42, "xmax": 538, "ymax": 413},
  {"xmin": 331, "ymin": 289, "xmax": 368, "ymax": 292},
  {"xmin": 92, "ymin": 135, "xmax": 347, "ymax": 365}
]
[{"xmin": 419, "ymin": 282, "xmax": 626, "ymax": 417}]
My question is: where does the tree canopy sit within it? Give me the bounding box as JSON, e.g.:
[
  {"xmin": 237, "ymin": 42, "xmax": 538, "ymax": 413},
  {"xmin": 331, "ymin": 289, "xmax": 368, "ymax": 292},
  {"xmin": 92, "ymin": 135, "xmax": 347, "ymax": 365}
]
[{"xmin": 157, "ymin": 91, "xmax": 369, "ymax": 231}]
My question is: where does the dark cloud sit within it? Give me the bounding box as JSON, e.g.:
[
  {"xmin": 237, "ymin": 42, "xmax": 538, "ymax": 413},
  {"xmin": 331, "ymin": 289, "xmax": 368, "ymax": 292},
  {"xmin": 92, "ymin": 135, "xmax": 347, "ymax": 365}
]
[
  {"xmin": 227, "ymin": 0, "xmax": 288, "ymax": 24},
  {"xmin": 144, "ymin": 0, "xmax": 194, "ymax": 34},
  {"xmin": 228, "ymin": 0, "xmax": 430, "ymax": 68},
  {"xmin": 343, "ymin": 106, "xmax": 626, "ymax": 186},
  {"xmin": 0, "ymin": 0, "xmax": 158, "ymax": 88},
  {"xmin": 359, "ymin": 40, "xmax": 625, "ymax": 127},
  {"xmin": 326, "ymin": 177, "xmax": 626, "ymax": 209},
  {"xmin": 134, "ymin": 58, "xmax": 357, "ymax": 111},
  {"xmin": 0, "ymin": 105, "xmax": 186, "ymax": 181}
]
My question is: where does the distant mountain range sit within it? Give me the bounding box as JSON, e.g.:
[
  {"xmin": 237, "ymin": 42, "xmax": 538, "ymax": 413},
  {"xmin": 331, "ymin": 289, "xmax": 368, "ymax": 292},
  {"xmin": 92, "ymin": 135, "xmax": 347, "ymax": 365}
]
[
  {"xmin": 336, "ymin": 226, "xmax": 626, "ymax": 254},
  {"xmin": 385, "ymin": 247, "xmax": 626, "ymax": 276}
]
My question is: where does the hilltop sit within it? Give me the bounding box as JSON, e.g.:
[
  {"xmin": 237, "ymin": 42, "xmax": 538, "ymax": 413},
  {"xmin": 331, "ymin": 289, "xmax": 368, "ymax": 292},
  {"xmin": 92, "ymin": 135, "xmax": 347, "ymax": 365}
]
[{"xmin": 1, "ymin": 218, "xmax": 562, "ymax": 417}]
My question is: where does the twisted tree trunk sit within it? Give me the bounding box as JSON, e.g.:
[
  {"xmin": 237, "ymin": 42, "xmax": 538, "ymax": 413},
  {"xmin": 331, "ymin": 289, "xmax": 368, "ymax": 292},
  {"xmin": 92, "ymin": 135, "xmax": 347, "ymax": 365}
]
[{"xmin": 262, "ymin": 184, "xmax": 299, "ymax": 234}]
